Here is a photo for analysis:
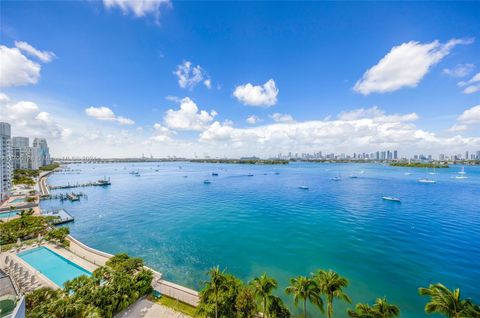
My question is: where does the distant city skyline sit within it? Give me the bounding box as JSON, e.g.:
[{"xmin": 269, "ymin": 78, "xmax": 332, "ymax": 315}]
[{"xmin": 1, "ymin": 1, "xmax": 479, "ymax": 158}]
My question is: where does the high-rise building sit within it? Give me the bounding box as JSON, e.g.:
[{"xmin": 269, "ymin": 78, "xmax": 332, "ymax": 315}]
[
  {"xmin": 12, "ymin": 137, "xmax": 41, "ymax": 170},
  {"xmin": 0, "ymin": 122, "xmax": 13, "ymax": 202},
  {"xmin": 393, "ymin": 150, "xmax": 398, "ymax": 160},
  {"xmin": 33, "ymin": 138, "xmax": 51, "ymax": 166}
]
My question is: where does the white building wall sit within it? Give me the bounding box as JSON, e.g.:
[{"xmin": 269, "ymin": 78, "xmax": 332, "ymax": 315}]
[{"xmin": 0, "ymin": 122, "xmax": 13, "ymax": 202}]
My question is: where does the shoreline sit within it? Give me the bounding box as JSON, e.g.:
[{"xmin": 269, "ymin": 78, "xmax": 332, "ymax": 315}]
[{"xmin": 39, "ymin": 170, "xmax": 200, "ymax": 307}]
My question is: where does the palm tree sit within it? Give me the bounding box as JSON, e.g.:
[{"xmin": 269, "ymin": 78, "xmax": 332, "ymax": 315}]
[
  {"xmin": 250, "ymin": 274, "xmax": 278, "ymax": 318},
  {"xmin": 347, "ymin": 303, "xmax": 377, "ymax": 318},
  {"xmin": 285, "ymin": 276, "xmax": 323, "ymax": 318},
  {"xmin": 419, "ymin": 283, "xmax": 475, "ymax": 318},
  {"xmin": 206, "ymin": 266, "xmax": 227, "ymax": 318},
  {"xmin": 373, "ymin": 297, "xmax": 400, "ymax": 318},
  {"xmin": 313, "ymin": 270, "xmax": 351, "ymax": 318}
]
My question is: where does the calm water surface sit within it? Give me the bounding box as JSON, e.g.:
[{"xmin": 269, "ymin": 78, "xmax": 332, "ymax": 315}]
[{"xmin": 40, "ymin": 162, "xmax": 480, "ymax": 317}]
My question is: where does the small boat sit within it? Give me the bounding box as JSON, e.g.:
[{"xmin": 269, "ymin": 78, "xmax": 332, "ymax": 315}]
[
  {"xmin": 360, "ymin": 170, "xmax": 365, "ymax": 174},
  {"xmin": 349, "ymin": 175, "xmax": 358, "ymax": 179},
  {"xmin": 382, "ymin": 196, "xmax": 401, "ymax": 202},
  {"xmin": 183, "ymin": 175, "xmax": 188, "ymax": 178},
  {"xmin": 456, "ymin": 166, "xmax": 467, "ymax": 178},
  {"xmin": 458, "ymin": 166, "xmax": 467, "ymax": 175},
  {"xmin": 299, "ymin": 185, "xmax": 309, "ymax": 190},
  {"xmin": 155, "ymin": 169, "xmax": 159, "ymax": 172},
  {"xmin": 212, "ymin": 172, "xmax": 219, "ymax": 176},
  {"xmin": 247, "ymin": 174, "xmax": 254, "ymax": 177},
  {"xmin": 418, "ymin": 178, "xmax": 435, "ymax": 184},
  {"xmin": 274, "ymin": 172, "xmax": 280, "ymax": 175},
  {"xmin": 129, "ymin": 171, "xmax": 140, "ymax": 176},
  {"xmin": 404, "ymin": 172, "xmax": 411, "ymax": 175},
  {"xmin": 330, "ymin": 176, "xmax": 341, "ymax": 181},
  {"xmin": 428, "ymin": 168, "xmax": 438, "ymax": 175},
  {"xmin": 203, "ymin": 180, "xmax": 211, "ymax": 184}
]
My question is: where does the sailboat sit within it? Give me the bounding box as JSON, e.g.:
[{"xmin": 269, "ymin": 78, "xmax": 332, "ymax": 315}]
[
  {"xmin": 418, "ymin": 168, "xmax": 435, "ymax": 183},
  {"xmin": 456, "ymin": 166, "xmax": 468, "ymax": 179}
]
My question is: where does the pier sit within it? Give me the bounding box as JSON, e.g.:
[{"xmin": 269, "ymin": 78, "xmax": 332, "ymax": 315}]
[
  {"xmin": 40, "ymin": 192, "xmax": 88, "ymax": 202},
  {"xmin": 42, "ymin": 209, "xmax": 74, "ymax": 224},
  {"xmin": 49, "ymin": 178, "xmax": 111, "ymax": 190}
]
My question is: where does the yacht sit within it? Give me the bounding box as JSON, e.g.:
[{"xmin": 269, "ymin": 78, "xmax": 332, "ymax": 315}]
[
  {"xmin": 299, "ymin": 185, "xmax": 309, "ymax": 190},
  {"xmin": 382, "ymin": 196, "xmax": 401, "ymax": 202},
  {"xmin": 418, "ymin": 178, "xmax": 435, "ymax": 184}
]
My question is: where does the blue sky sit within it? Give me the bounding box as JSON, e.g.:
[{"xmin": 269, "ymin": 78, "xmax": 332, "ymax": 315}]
[{"xmin": 1, "ymin": 1, "xmax": 479, "ymax": 158}]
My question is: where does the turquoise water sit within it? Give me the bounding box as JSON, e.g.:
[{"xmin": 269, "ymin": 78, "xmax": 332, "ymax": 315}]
[
  {"xmin": 10, "ymin": 198, "xmax": 25, "ymax": 203},
  {"xmin": 40, "ymin": 162, "xmax": 480, "ymax": 317},
  {"xmin": 18, "ymin": 246, "xmax": 91, "ymax": 287},
  {"xmin": 0, "ymin": 210, "xmax": 20, "ymax": 219}
]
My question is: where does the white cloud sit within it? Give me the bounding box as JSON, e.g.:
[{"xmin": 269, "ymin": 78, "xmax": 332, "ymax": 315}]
[
  {"xmin": 458, "ymin": 105, "xmax": 480, "ymax": 124},
  {"xmin": 103, "ymin": 0, "xmax": 170, "ymax": 19},
  {"xmin": 85, "ymin": 106, "xmax": 135, "ymax": 125},
  {"xmin": 449, "ymin": 105, "xmax": 480, "ymax": 132},
  {"xmin": 14, "ymin": 41, "xmax": 56, "ymax": 63},
  {"xmin": 204, "ymin": 79, "xmax": 212, "ymax": 89},
  {"xmin": 354, "ymin": 38, "xmax": 474, "ymax": 95},
  {"xmin": 270, "ymin": 113, "xmax": 295, "ymax": 123},
  {"xmin": 0, "ymin": 93, "xmax": 70, "ymax": 140},
  {"xmin": 199, "ymin": 106, "xmax": 479, "ymax": 156},
  {"xmin": 233, "ymin": 79, "xmax": 279, "ymax": 107},
  {"xmin": 0, "ymin": 45, "xmax": 41, "ymax": 87},
  {"xmin": 246, "ymin": 115, "xmax": 260, "ymax": 124},
  {"xmin": 174, "ymin": 61, "xmax": 210, "ymax": 89},
  {"xmin": 458, "ymin": 72, "xmax": 480, "ymax": 94},
  {"xmin": 443, "ymin": 63, "xmax": 475, "ymax": 78},
  {"xmin": 149, "ymin": 123, "xmax": 174, "ymax": 142},
  {"xmin": 163, "ymin": 97, "xmax": 217, "ymax": 131}
]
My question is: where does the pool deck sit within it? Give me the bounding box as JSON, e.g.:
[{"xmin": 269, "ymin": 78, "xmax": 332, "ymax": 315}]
[{"xmin": 1, "ymin": 241, "xmax": 100, "ymax": 290}]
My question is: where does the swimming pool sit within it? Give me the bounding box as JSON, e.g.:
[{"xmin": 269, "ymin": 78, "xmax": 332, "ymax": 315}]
[
  {"xmin": 18, "ymin": 247, "xmax": 91, "ymax": 287},
  {"xmin": 0, "ymin": 211, "xmax": 20, "ymax": 219},
  {"xmin": 10, "ymin": 198, "xmax": 25, "ymax": 203}
]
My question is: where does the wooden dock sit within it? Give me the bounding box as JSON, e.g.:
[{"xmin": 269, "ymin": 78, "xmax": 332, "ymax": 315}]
[{"xmin": 49, "ymin": 178, "xmax": 111, "ymax": 190}]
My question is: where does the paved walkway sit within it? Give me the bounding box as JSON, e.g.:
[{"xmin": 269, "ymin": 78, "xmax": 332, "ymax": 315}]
[{"xmin": 115, "ymin": 298, "xmax": 190, "ymax": 318}]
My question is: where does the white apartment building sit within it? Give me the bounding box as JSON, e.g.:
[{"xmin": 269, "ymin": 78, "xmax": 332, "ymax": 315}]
[
  {"xmin": 1, "ymin": 122, "xmax": 13, "ymax": 202},
  {"xmin": 12, "ymin": 136, "xmax": 41, "ymax": 170}
]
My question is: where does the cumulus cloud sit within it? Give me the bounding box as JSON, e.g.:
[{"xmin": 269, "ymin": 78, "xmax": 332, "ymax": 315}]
[
  {"xmin": 233, "ymin": 79, "xmax": 278, "ymax": 107},
  {"xmin": 103, "ymin": 0, "xmax": 170, "ymax": 20},
  {"xmin": 198, "ymin": 106, "xmax": 479, "ymax": 156},
  {"xmin": 443, "ymin": 63, "xmax": 475, "ymax": 78},
  {"xmin": 174, "ymin": 61, "xmax": 210, "ymax": 89},
  {"xmin": 458, "ymin": 72, "xmax": 480, "ymax": 94},
  {"xmin": 0, "ymin": 45, "xmax": 41, "ymax": 87},
  {"xmin": 246, "ymin": 115, "xmax": 260, "ymax": 124},
  {"xmin": 85, "ymin": 106, "xmax": 135, "ymax": 125},
  {"xmin": 0, "ymin": 93, "xmax": 70, "ymax": 140},
  {"xmin": 270, "ymin": 113, "xmax": 294, "ymax": 123},
  {"xmin": 354, "ymin": 38, "xmax": 474, "ymax": 95},
  {"xmin": 149, "ymin": 123, "xmax": 175, "ymax": 142},
  {"xmin": 163, "ymin": 97, "xmax": 217, "ymax": 131},
  {"xmin": 449, "ymin": 105, "xmax": 480, "ymax": 132},
  {"xmin": 14, "ymin": 41, "xmax": 56, "ymax": 63}
]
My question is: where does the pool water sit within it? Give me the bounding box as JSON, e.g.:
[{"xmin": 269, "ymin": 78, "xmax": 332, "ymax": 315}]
[
  {"xmin": 18, "ymin": 247, "xmax": 91, "ymax": 287},
  {"xmin": 10, "ymin": 198, "xmax": 25, "ymax": 203},
  {"xmin": 0, "ymin": 211, "xmax": 20, "ymax": 219}
]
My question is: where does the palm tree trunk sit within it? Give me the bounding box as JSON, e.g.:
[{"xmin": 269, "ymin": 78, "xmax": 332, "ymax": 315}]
[
  {"xmin": 214, "ymin": 290, "xmax": 218, "ymax": 318},
  {"xmin": 303, "ymin": 299, "xmax": 307, "ymax": 318},
  {"xmin": 328, "ymin": 294, "xmax": 333, "ymax": 318},
  {"xmin": 264, "ymin": 297, "xmax": 267, "ymax": 318}
]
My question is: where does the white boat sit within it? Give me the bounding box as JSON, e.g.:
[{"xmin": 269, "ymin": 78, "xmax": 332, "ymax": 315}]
[
  {"xmin": 299, "ymin": 185, "xmax": 309, "ymax": 190},
  {"xmin": 455, "ymin": 175, "xmax": 468, "ymax": 179},
  {"xmin": 458, "ymin": 166, "xmax": 466, "ymax": 175},
  {"xmin": 428, "ymin": 167, "xmax": 438, "ymax": 175},
  {"xmin": 404, "ymin": 172, "xmax": 412, "ymax": 175},
  {"xmin": 330, "ymin": 176, "xmax": 341, "ymax": 181},
  {"xmin": 382, "ymin": 196, "xmax": 401, "ymax": 202},
  {"xmin": 360, "ymin": 170, "xmax": 365, "ymax": 174},
  {"xmin": 418, "ymin": 178, "xmax": 436, "ymax": 184}
]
